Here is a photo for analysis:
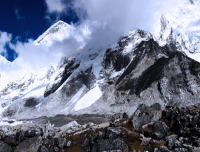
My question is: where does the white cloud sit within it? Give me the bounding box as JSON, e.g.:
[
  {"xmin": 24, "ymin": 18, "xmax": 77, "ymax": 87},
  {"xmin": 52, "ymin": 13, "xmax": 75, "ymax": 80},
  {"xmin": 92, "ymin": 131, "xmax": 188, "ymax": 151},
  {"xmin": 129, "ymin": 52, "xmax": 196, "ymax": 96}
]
[
  {"xmin": 15, "ymin": 8, "xmax": 25, "ymax": 21},
  {"xmin": 0, "ymin": 31, "xmax": 12, "ymax": 57},
  {"xmin": 45, "ymin": 0, "xmax": 65, "ymax": 13}
]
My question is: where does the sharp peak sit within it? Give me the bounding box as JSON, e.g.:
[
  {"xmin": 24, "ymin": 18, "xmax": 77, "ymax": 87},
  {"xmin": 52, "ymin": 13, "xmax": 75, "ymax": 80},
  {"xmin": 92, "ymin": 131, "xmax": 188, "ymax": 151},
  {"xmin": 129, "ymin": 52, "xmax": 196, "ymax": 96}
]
[{"xmin": 52, "ymin": 20, "xmax": 69, "ymax": 26}]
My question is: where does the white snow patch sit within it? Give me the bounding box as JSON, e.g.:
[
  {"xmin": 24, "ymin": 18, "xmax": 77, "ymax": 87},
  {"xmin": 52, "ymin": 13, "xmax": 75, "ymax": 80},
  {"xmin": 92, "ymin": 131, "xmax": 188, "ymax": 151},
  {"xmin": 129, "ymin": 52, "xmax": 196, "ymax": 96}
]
[
  {"xmin": 74, "ymin": 84, "xmax": 102, "ymax": 111},
  {"xmin": 110, "ymin": 69, "xmax": 125, "ymax": 79},
  {"xmin": 61, "ymin": 85, "xmax": 86, "ymax": 112}
]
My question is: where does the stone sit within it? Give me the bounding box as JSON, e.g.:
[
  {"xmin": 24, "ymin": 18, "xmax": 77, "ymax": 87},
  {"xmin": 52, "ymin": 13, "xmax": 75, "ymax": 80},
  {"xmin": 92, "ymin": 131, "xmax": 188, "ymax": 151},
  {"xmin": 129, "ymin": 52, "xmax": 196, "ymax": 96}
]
[
  {"xmin": 157, "ymin": 146, "xmax": 170, "ymax": 152},
  {"xmin": 193, "ymin": 147, "xmax": 200, "ymax": 152},
  {"xmin": 49, "ymin": 138, "xmax": 54, "ymax": 146},
  {"xmin": 81, "ymin": 135, "xmax": 90, "ymax": 151},
  {"xmin": 166, "ymin": 138, "xmax": 175, "ymax": 150},
  {"xmin": 165, "ymin": 135, "xmax": 178, "ymax": 141},
  {"xmin": 174, "ymin": 140, "xmax": 183, "ymax": 148},
  {"xmin": 57, "ymin": 138, "xmax": 66, "ymax": 148},
  {"xmin": 64, "ymin": 140, "xmax": 71, "ymax": 147},
  {"xmin": 38, "ymin": 145, "xmax": 49, "ymax": 152},
  {"xmin": 97, "ymin": 138, "xmax": 125, "ymax": 152},
  {"xmin": 97, "ymin": 131, "xmax": 104, "ymax": 141},
  {"xmin": 131, "ymin": 103, "xmax": 162, "ymax": 129},
  {"xmin": 139, "ymin": 137, "xmax": 151, "ymax": 146},
  {"xmin": 174, "ymin": 148, "xmax": 188, "ymax": 152},
  {"xmin": 109, "ymin": 122, "xmax": 117, "ymax": 127},
  {"xmin": 123, "ymin": 113, "xmax": 129, "ymax": 120},
  {"xmin": 182, "ymin": 144, "xmax": 193, "ymax": 152},
  {"xmin": 14, "ymin": 136, "xmax": 42, "ymax": 152},
  {"xmin": 16, "ymin": 131, "xmax": 25, "ymax": 142},
  {"xmin": 0, "ymin": 143, "xmax": 12, "ymax": 152},
  {"xmin": 106, "ymin": 127, "xmax": 122, "ymax": 139},
  {"xmin": 152, "ymin": 121, "xmax": 169, "ymax": 139},
  {"xmin": 54, "ymin": 147, "xmax": 59, "ymax": 152},
  {"xmin": 139, "ymin": 122, "xmax": 154, "ymax": 137},
  {"xmin": 149, "ymin": 139, "xmax": 155, "ymax": 145}
]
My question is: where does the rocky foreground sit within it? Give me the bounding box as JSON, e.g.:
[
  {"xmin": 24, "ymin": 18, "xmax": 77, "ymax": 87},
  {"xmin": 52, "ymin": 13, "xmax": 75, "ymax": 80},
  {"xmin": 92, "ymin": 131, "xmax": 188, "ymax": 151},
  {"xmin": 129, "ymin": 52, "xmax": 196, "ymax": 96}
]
[{"xmin": 2, "ymin": 103, "xmax": 200, "ymax": 152}]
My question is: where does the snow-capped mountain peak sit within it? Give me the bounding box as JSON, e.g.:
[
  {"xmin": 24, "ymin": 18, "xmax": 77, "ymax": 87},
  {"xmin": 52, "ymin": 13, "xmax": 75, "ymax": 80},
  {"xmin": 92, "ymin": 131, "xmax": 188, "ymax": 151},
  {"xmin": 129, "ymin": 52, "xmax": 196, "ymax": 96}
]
[{"xmin": 35, "ymin": 20, "xmax": 74, "ymax": 45}]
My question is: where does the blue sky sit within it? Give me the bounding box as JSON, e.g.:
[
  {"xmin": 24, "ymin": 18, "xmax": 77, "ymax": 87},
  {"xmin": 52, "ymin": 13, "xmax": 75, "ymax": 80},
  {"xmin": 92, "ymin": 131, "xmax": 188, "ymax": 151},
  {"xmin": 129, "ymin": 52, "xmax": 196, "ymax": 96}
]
[{"xmin": 0, "ymin": 0, "xmax": 79, "ymax": 61}]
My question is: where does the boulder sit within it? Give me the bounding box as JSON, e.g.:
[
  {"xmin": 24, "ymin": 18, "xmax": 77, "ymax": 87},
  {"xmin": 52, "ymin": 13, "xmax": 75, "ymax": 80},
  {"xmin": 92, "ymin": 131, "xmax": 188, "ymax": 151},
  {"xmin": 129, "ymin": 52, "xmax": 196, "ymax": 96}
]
[
  {"xmin": 81, "ymin": 135, "xmax": 90, "ymax": 151},
  {"xmin": 14, "ymin": 136, "xmax": 42, "ymax": 152},
  {"xmin": 182, "ymin": 144, "xmax": 193, "ymax": 152},
  {"xmin": 139, "ymin": 122, "xmax": 154, "ymax": 137},
  {"xmin": 57, "ymin": 138, "xmax": 66, "ymax": 148},
  {"xmin": 131, "ymin": 103, "xmax": 162, "ymax": 129},
  {"xmin": 174, "ymin": 148, "xmax": 188, "ymax": 152},
  {"xmin": 152, "ymin": 121, "xmax": 169, "ymax": 139},
  {"xmin": 193, "ymin": 147, "xmax": 200, "ymax": 152},
  {"xmin": 64, "ymin": 140, "xmax": 71, "ymax": 147},
  {"xmin": 106, "ymin": 127, "xmax": 122, "ymax": 139},
  {"xmin": 174, "ymin": 140, "xmax": 183, "ymax": 148},
  {"xmin": 97, "ymin": 138, "xmax": 125, "ymax": 152},
  {"xmin": 38, "ymin": 145, "xmax": 49, "ymax": 152},
  {"xmin": 165, "ymin": 135, "xmax": 178, "ymax": 150},
  {"xmin": 0, "ymin": 143, "xmax": 12, "ymax": 152},
  {"xmin": 157, "ymin": 146, "xmax": 170, "ymax": 152}
]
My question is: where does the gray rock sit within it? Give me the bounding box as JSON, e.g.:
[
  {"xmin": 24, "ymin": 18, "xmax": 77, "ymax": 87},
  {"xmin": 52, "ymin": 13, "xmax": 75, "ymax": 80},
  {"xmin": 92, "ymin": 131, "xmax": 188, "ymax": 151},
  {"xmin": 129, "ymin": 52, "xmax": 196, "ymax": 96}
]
[
  {"xmin": 152, "ymin": 121, "xmax": 169, "ymax": 139},
  {"xmin": 174, "ymin": 140, "xmax": 183, "ymax": 148},
  {"xmin": 157, "ymin": 146, "xmax": 170, "ymax": 152},
  {"xmin": 54, "ymin": 147, "xmax": 59, "ymax": 152},
  {"xmin": 182, "ymin": 144, "xmax": 193, "ymax": 152},
  {"xmin": 0, "ymin": 143, "xmax": 12, "ymax": 152},
  {"xmin": 131, "ymin": 103, "xmax": 162, "ymax": 129},
  {"xmin": 165, "ymin": 135, "xmax": 178, "ymax": 150},
  {"xmin": 57, "ymin": 138, "xmax": 66, "ymax": 148},
  {"xmin": 97, "ymin": 138, "xmax": 125, "ymax": 152},
  {"xmin": 165, "ymin": 135, "xmax": 178, "ymax": 141},
  {"xmin": 64, "ymin": 140, "xmax": 71, "ymax": 147},
  {"xmin": 81, "ymin": 135, "xmax": 90, "ymax": 151},
  {"xmin": 174, "ymin": 148, "xmax": 188, "ymax": 152},
  {"xmin": 166, "ymin": 138, "xmax": 175, "ymax": 150},
  {"xmin": 106, "ymin": 127, "xmax": 122, "ymax": 139},
  {"xmin": 14, "ymin": 136, "xmax": 42, "ymax": 152},
  {"xmin": 38, "ymin": 145, "xmax": 49, "ymax": 152}
]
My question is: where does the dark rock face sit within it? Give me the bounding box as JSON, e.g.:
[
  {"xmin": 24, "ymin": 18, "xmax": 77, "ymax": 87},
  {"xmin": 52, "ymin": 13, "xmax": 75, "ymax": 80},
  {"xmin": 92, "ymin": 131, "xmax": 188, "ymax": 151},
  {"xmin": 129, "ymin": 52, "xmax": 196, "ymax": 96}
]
[
  {"xmin": 152, "ymin": 121, "xmax": 169, "ymax": 139},
  {"xmin": 103, "ymin": 48, "xmax": 131, "ymax": 72},
  {"xmin": 62, "ymin": 66, "xmax": 96, "ymax": 98},
  {"xmin": 44, "ymin": 59, "xmax": 80, "ymax": 97},
  {"xmin": 108, "ymin": 35, "xmax": 200, "ymax": 107}
]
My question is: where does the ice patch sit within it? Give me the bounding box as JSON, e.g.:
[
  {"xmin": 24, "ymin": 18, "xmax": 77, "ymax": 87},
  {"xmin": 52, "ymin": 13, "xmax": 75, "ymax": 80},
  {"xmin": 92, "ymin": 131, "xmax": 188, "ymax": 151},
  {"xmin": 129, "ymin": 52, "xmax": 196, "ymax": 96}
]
[
  {"xmin": 110, "ymin": 69, "xmax": 125, "ymax": 79},
  {"xmin": 61, "ymin": 85, "xmax": 86, "ymax": 112},
  {"xmin": 74, "ymin": 84, "xmax": 102, "ymax": 111}
]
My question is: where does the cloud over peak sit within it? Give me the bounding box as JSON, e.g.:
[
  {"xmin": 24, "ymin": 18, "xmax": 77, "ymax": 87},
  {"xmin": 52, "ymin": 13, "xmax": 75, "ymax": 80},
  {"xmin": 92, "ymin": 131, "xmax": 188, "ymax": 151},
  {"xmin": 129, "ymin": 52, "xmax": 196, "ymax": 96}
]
[{"xmin": 45, "ymin": 0, "xmax": 65, "ymax": 13}]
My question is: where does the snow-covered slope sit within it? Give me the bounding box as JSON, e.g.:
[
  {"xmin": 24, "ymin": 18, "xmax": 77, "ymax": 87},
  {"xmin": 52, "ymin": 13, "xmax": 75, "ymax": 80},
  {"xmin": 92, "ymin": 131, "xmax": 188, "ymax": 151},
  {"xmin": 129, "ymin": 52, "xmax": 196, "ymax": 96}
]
[{"xmin": 157, "ymin": 0, "xmax": 200, "ymax": 62}]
